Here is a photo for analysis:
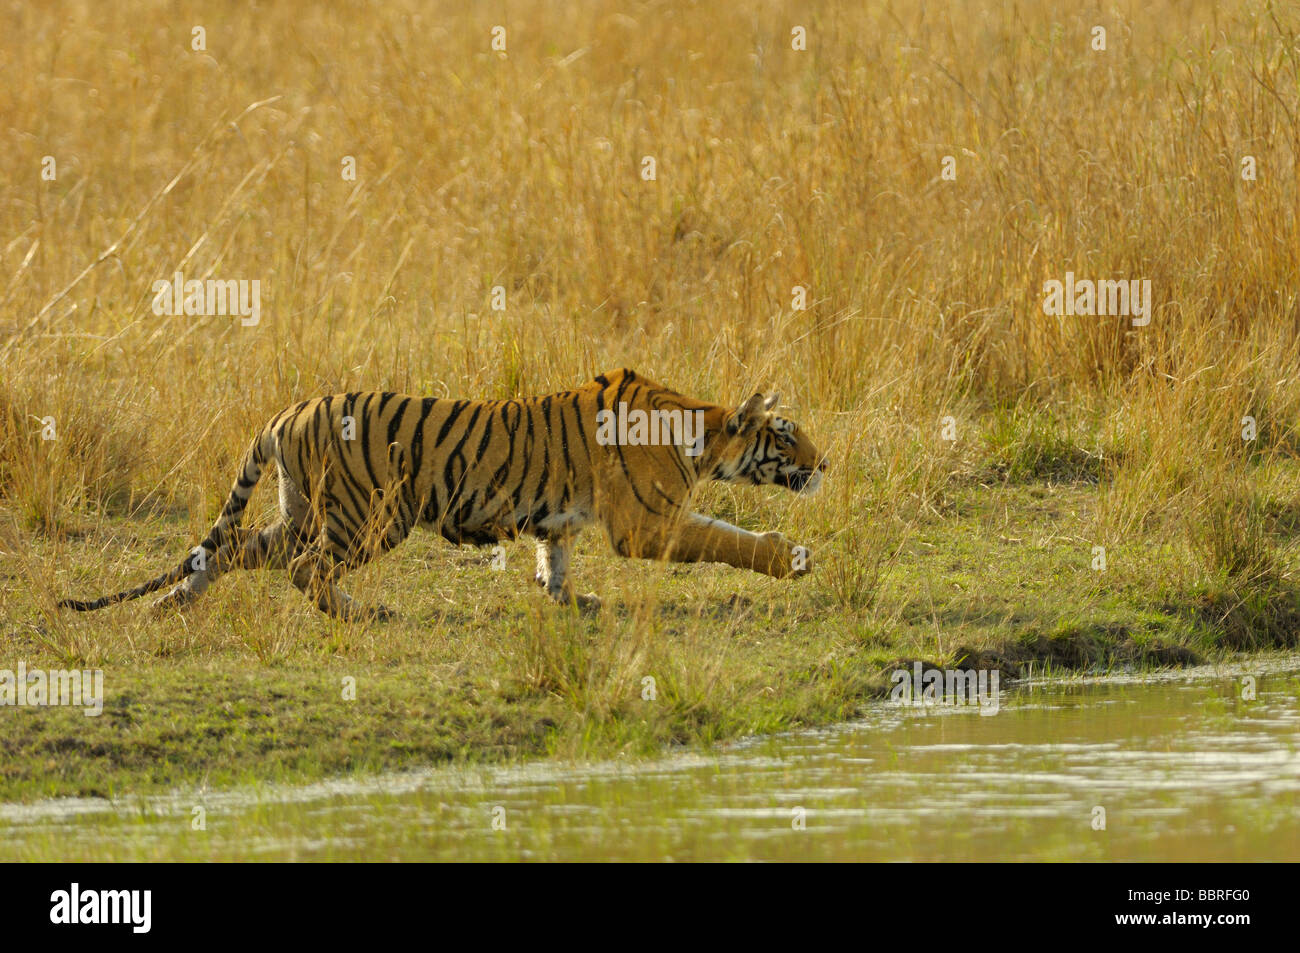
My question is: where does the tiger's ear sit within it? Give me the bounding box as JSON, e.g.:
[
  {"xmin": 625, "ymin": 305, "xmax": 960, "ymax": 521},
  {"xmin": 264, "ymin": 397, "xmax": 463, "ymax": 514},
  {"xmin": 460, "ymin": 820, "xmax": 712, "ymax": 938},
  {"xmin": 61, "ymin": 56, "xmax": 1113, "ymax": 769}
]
[{"xmin": 726, "ymin": 393, "xmax": 769, "ymax": 436}]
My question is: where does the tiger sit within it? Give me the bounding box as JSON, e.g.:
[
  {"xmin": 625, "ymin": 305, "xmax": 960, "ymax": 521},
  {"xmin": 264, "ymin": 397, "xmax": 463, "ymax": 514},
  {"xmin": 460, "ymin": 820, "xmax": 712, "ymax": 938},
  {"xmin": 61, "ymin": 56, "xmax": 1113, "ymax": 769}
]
[{"xmin": 58, "ymin": 368, "xmax": 827, "ymax": 618}]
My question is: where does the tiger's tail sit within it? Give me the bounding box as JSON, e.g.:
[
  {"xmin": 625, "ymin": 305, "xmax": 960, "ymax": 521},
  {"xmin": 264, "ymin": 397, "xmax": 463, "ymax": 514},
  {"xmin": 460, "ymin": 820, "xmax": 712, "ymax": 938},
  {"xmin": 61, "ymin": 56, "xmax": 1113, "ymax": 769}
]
[{"xmin": 58, "ymin": 431, "xmax": 272, "ymax": 611}]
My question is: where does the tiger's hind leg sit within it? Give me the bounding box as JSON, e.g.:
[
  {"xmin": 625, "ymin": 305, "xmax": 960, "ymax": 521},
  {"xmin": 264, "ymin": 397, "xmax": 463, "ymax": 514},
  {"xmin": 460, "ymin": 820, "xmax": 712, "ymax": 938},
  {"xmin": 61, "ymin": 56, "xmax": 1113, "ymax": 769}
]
[
  {"xmin": 153, "ymin": 461, "xmax": 318, "ymax": 614},
  {"xmin": 150, "ymin": 528, "xmax": 248, "ymax": 612},
  {"xmin": 287, "ymin": 527, "xmax": 406, "ymax": 622},
  {"xmin": 288, "ymin": 444, "xmax": 415, "ymax": 621},
  {"xmin": 287, "ymin": 543, "xmax": 381, "ymax": 621},
  {"xmin": 151, "ymin": 522, "xmax": 306, "ymax": 612}
]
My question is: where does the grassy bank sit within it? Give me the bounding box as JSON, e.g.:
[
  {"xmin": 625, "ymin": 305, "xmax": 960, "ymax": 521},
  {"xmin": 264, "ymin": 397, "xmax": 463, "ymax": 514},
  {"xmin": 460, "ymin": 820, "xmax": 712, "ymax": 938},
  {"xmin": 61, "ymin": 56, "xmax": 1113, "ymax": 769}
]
[{"xmin": 5, "ymin": 458, "xmax": 1299, "ymax": 802}]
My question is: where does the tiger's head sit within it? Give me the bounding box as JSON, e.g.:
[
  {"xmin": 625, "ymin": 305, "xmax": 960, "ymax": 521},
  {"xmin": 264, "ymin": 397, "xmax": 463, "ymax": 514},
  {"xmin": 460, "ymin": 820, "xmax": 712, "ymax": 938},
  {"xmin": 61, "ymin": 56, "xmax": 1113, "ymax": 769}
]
[{"xmin": 709, "ymin": 393, "xmax": 827, "ymax": 494}]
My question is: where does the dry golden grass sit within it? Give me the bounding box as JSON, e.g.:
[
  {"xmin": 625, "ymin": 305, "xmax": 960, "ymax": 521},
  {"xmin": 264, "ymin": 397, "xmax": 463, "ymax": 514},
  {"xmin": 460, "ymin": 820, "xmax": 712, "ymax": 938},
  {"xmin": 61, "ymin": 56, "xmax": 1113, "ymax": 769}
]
[
  {"xmin": 1, "ymin": 0, "xmax": 1295, "ymax": 515},
  {"xmin": 1, "ymin": 0, "xmax": 1299, "ymax": 797}
]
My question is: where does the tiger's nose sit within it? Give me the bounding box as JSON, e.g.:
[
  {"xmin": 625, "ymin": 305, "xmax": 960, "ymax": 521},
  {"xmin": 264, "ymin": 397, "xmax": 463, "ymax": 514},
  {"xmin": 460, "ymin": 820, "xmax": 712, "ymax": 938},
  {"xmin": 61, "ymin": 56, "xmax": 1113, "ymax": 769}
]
[{"xmin": 817, "ymin": 459, "xmax": 829, "ymax": 472}]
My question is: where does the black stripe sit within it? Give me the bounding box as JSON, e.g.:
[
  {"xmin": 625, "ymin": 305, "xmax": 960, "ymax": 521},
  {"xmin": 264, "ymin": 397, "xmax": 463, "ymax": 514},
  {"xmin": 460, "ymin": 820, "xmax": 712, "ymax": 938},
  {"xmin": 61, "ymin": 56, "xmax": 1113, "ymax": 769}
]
[
  {"xmin": 435, "ymin": 401, "xmax": 469, "ymax": 446},
  {"xmin": 354, "ymin": 393, "xmax": 383, "ymax": 490},
  {"xmin": 408, "ymin": 398, "xmax": 436, "ymax": 477}
]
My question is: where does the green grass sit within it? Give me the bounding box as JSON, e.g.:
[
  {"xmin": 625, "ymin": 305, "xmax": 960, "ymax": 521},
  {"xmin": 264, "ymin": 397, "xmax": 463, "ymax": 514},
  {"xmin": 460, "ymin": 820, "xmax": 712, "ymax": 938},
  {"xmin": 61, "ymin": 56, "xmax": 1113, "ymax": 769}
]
[{"xmin": 5, "ymin": 463, "xmax": 1297, "ymax": 803}]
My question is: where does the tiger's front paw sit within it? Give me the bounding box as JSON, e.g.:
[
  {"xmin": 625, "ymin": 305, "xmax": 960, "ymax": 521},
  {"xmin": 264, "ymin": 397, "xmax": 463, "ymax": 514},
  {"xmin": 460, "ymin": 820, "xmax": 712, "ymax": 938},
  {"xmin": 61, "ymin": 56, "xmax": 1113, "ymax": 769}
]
[
  {"xmin": 788, "ymin": 541, "xmax": 812, "ymax": 577},
  {"xmin": 759, "ymin": 532, "xmax": 812, "ymax": 578},
  {"xmin": 548, "ymin": 584, "xmax": 601, "ymax": 612}
]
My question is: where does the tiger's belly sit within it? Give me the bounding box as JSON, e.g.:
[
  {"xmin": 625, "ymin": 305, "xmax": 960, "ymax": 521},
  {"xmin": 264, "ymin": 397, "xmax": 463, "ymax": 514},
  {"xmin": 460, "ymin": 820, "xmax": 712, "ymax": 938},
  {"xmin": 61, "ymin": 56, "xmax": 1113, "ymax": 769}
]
[{"xmin": 419, "ymin": 492, "xmax": 594, "ymax": 546}]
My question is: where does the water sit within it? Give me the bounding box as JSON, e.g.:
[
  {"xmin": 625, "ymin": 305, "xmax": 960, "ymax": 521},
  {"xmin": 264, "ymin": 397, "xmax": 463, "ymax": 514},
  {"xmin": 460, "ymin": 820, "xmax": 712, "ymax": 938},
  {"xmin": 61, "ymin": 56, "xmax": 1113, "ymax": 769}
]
[{"xmin": 4, "ymin": 660, "xmax": 1299, "ymax": 861}]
